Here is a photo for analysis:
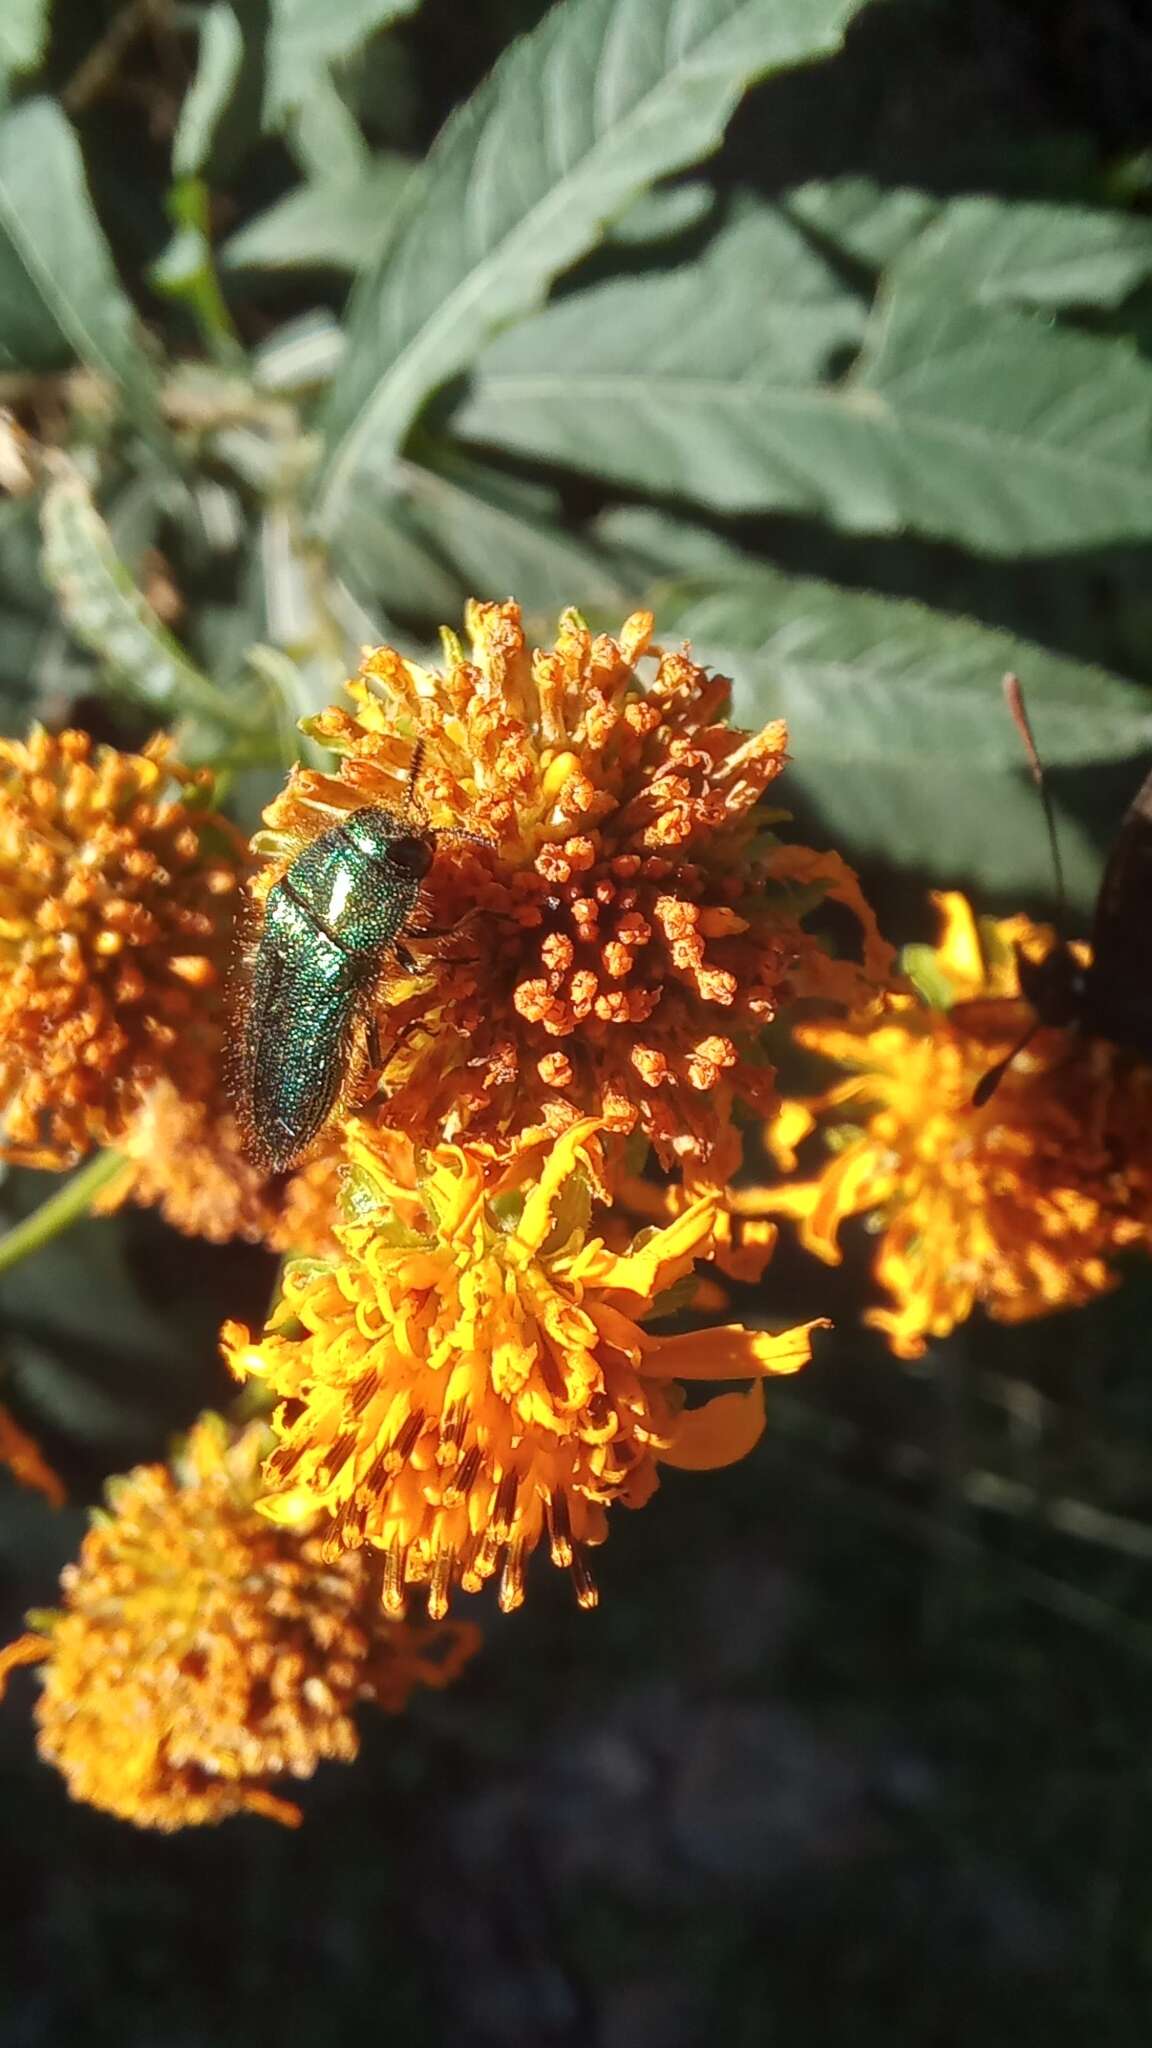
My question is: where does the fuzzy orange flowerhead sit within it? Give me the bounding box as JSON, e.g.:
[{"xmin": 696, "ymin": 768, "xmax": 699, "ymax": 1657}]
[
  {"xmin": 0, "ymin": 724, "xmax": 345, "ymax": 1251},
  {"xmin": 223, "ymin": 1120, "xmax": 822, "ymax": 1619},
  {"xmin": 764, "ymin": 893, "xmax": 1152, "ymax": 1359},
  {"xmin": 0, "ymin": 1416, "xmax": 479, "ymax": 1830},
  {"xmin": 248, "ymin": 603, "xmax": 888, "ymax": 1180},
  {"xmin": 98, "ymin": 1080, "xmax": 344, "ymax": 1256},
  {"xmin": 0, "ymin": 727, "xmax": 241, "ymax": 1165}
]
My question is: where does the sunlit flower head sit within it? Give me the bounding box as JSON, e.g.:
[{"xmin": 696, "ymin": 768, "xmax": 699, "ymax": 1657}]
[
  {"xmin": 0, "ymin": 728, "xmax": 241, "ymax": 1165},
  {"xmin": 252, "ymin": 603, "xmax": 889, "ymax": 1177},
  {"xmin": 0, "ymin": 725, "xmax": 347, "ymax": 1251},
  {"xmin": 223, "ymin": 1120, "xmax": 821, "ymax": 1619},
  {"xmin": 763, "ymin": 892, "xmax": 1152, "ymax": 1359},
  {"xmin": 0, "ymin": 1416, "xmax": 479, "ymax": 1830}
]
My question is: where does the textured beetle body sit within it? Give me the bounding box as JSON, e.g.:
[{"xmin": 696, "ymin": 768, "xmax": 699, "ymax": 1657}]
[{"xmin": 240, "ymin": 806, "xmax": 434, "ymax": 1172}]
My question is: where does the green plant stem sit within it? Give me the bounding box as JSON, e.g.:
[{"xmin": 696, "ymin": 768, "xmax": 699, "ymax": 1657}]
[{"xmin": 0, "ymin": 1151, "xmax": 126, "ymax": 1279}]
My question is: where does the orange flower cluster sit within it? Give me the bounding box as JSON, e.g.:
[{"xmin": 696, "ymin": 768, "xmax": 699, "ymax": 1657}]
[
  {"xmin": 220, "ymin": 603, "xmax": 885, "ymax": 1614},
  {"xmin": 0, "ymin": 727, "xmax": 238, "ymax": 1164},
  {"xmin": 3, "ymin": 601, "xmax": 878, "ymax": 1814},
  {"xmin": 0, "ymin": 1417, "xmax": 478, "ymax": 1829},
  {"xmin": 764, "ymin": 894, "xmax": 1152, "ymax": 1358},
  {"xmin": 0, "ymin": 726, "xmax": 337, "ymax": 1250},
  {"xmin": 224, "ymin": 1121, "xmax": 819, "ymax": 1619},
  {"xmin": 254, "ymin": 601, "xmax": 888, "ymax": 1181}
]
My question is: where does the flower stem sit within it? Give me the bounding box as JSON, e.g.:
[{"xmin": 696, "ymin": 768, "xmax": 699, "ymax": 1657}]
[{"xmin": 0, "ymin": 1152, "xmax": 127, "ymax": 1279}]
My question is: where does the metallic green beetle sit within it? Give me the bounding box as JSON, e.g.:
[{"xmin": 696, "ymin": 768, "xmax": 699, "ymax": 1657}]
[{"xmin": 238, "ymin": 803, "xmax": 435, "ymax": 1173}]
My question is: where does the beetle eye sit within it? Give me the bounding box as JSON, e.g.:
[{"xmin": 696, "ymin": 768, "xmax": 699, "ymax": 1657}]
[{"xmin": 390, "ymin": 834, "xmax": 434, "ymax": 878}]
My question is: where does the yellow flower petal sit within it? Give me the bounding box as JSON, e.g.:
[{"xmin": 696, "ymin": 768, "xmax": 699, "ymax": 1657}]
[
  {"xmin": 513, "ymin": 1117, "xmax": 604, "ymax": 1252},
  {"xmin": 764, "ymin": 1099, "xmax": 816, "ymax": 1171},
  {"xmin": 931, "ymin": 890, "xmax": 986, "ymax": 995},
  {"xmin": 227, "ymin": 1126, "xmax": 818, "ymax": 1616},
  {"xmin": 643, "ymin": 1319, "xmax": 828, "ymax": 1381},
  {"xmin": 769, "ymin": 892, "xmax": 1152, "ymax": 1355},
  {"xmin": 661, "ymin": 1384, "xmax": 766, "ymax": 1471}
]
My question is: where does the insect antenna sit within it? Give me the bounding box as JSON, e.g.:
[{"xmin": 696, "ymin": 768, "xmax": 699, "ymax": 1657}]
[
  {"xmin": 972, "ymin": 1018, "xmax": 1040, "ymax": 1109},
  {"xmin": 1003, "ymin": 671, "xmax": 1068, "ymax": 927},
  {"xmin": 405, "ymin": 738, "xmax": 426, "ymax": 814},
  {"xmin": 972, "ymin": 675, "xmax": 1066, "ymax": 1108}
]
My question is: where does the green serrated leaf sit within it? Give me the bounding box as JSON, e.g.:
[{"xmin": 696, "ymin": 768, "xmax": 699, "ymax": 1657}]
[
  {"xmin": 222, "ymin": 155, "xmax": 412, "ymax": 272},
  {"xmin": 173, "ymin": 2, "xmax": 245, "ymax": 180},
  {"xmin": 0, "ymin": 0, "xmax": 48, "ymax": 78},
  {"xmin": 40, "ymin": 462, "xmax": 248, "ymax": 729},
  {"xmin": 332, "ymin": 486, "xmax": 475, "ymax": 628},
  {"xmin": 316, "ymin": 0, "xmax": 872, "ymax": 537},
  {"xmin": 593, "ymin": 504, "xmax": 747, "ymax": 579},
  {"xmin": 452, "ymin": 190, "xmax": 864, "ymax": 480},
  {"xmin": 656, "ymin": 565, "xmax": 1152, "ymax": 772},
  {"xmin": 782, "ymin": 176, "xmax": 938, "ymax": 274},
  {"xmin": 888, "ymin": 193, "xmax": 1152, "ymax": 312},
  {"xmin": 608, "ymin": 179, "xmax": 716, "ymax": 245},
  {"xmin": 385, "ymin": 455, "xmax": 639, "ymax": 621},
  {"xmin": 265, "ymin": 0, "xmax": 419, "ymax": 124},
  {"xmin": 0, "ymin": 97, "xmax": 159, "ymax": 419},
  {"xmin": 453, "ymin": 221, "xmax": 1152, "ymax": 553},
  {"xmin": 654, "ymin": 565, "xmax": 1152, "ymax": 903}
]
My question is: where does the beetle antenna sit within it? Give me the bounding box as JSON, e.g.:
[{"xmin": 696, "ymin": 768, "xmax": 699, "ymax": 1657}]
[
  {"xmin": 405, "ymin": 738, "xmax": 426, "ymax": 815},
  {"xmin": 1003, "ymin": 673, "xmax": 1067, "ymax": 926}
]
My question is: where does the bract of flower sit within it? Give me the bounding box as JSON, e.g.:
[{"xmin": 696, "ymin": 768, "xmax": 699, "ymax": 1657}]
[
  {"xmin": 0, "ymin": 1404, "xmax": 65, "ymax": 1507},
  {"xmin": 0, "ymin": 1416, "xmax": 479, "ymax": 1830},
  {"xmin": 252, "ymin": 602, "xmax": 890, "ymax": 1178},
  {"xmin": 0, "ymin": 728, "xmax": 241, "ymax": 1164},
  {"xmin": 223, "ymin": 1120, "xmax": 823, "ymax": 1619},
  {"xmin": 762, "ymin": 892, "xmax": 1152, "ymax": 1359}
]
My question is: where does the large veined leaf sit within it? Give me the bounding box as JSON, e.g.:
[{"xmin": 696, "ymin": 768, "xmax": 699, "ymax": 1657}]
[
  {"xmin": 886, "ymin": 193, "xmax": 1152, "ymax": 312},
  {"xmin": 0, "ymin": 98, "xmax": 158, "ymax": 415},
  {"xmin": 654, "ymin": 567, "xmax": 1152, "ymax": 771},
  {"xmin": 264, "ymin": 0, "xmax": 420, "ymax": 123},
  {"xmin": 454, "ymin": 247, "xmax": 1152, "ymax": 552},
  {"xmin": 383, "ymin": 457, "xmax": 643, "ymax": 621},
  {"xmin": 594, "ymin": 503, "xmax": 751, "ymax": 578},
  {"xmin": 781, "ymin": 177, "xmax": 938, "ymax": 274},
  {"xmin": 653, "ymin": 565, "xmax": 1152, "ymax": 903},
  {"xmin": 316, "ymin": 0, "xmax": 873, "ymax": 536},
  {"xmin": 783, "ymin": 182, "xmax": 1152, "ymax": 312}
]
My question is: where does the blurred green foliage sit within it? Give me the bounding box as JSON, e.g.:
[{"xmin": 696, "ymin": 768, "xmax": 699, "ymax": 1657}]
[{"xmin": 3, "ymin": 0, "xmax": 1152, "ymax": 2040}]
